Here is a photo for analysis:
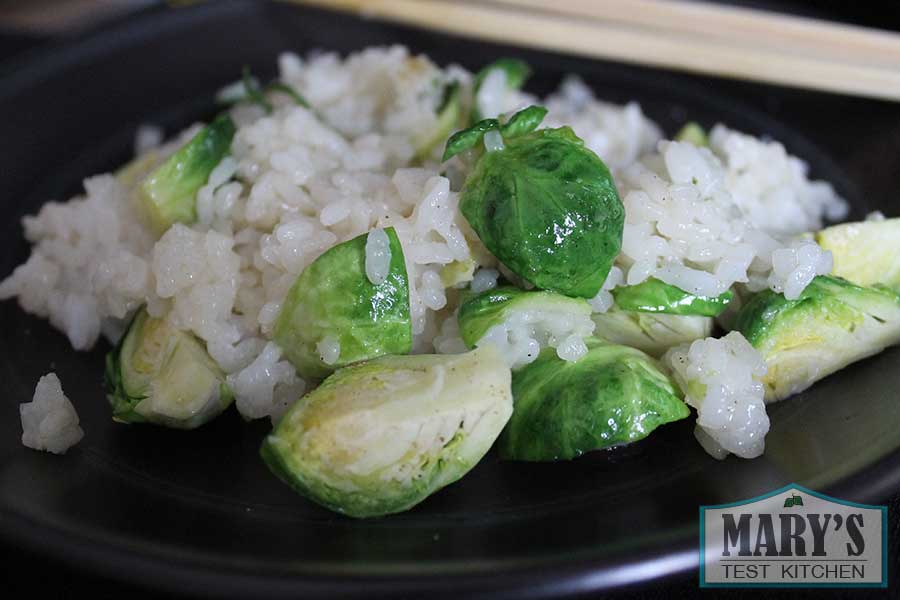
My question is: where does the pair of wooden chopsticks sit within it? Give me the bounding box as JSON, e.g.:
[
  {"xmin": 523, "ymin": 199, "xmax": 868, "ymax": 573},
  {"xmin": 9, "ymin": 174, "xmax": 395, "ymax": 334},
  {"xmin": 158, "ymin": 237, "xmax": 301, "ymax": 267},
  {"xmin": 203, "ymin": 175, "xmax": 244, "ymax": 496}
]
[{"xmin": 287, "ymin": 0, "xmax": 900, "ymax": 102}]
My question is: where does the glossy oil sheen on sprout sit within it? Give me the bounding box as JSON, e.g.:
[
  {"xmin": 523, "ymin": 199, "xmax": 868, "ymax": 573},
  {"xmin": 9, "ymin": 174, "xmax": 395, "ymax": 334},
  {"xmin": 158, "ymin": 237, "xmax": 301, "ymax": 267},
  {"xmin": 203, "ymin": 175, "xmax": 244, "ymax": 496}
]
[
  {"xmin": 499, "ymin": 338, "xmax": 689, "ymax": 461},
  {"xmin": 612, "ymin": 277, "xmax": 733, "ymax": 317},
  {"xmin": 273, "ymin": 226, "xmax": 412, "ymax": 379},
  {"xmin": 459, "ymin": 127, "xmax": 624, "ymax": 298}
]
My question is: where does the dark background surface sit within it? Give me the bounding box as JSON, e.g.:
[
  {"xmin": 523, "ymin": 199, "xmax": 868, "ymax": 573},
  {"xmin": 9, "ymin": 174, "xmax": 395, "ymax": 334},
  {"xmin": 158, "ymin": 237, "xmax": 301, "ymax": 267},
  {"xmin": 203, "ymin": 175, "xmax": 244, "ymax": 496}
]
[{"xmin": 1, "ymin": 1, "xmax": 899, "ymax": 598}]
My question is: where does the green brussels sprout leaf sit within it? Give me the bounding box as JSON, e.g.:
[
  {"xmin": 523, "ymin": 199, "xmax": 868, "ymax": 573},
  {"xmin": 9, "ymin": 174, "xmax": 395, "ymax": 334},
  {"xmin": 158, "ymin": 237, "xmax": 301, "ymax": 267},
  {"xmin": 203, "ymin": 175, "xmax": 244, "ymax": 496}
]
[
  {"xmin": 442, "ymin": 105, "xmax": 548, "ymax": 162},
  {"xmin": 499, "ymin": 105, "xmax": 548, "ymax": 139},
  {"xmin": 104, "ymin": 308, "xmax": 233, "ymax": 429},
  {"xmin": 499, "ymin": 338, "xmax": 689, "ymax": 461},
  {"xmin": 442, "ymin": 118, "xmax": 500, "ymax": 162},
  {"xmin": 273, "ymin": 227, "xmax": 412, "ymax": 379},
  {"xmin": 612, "ymin": 277, "xmax": 733, "ymax": 316},
  {"xmin": 260, "ymin": 346, "xmax": 513, "ymax": 518}
]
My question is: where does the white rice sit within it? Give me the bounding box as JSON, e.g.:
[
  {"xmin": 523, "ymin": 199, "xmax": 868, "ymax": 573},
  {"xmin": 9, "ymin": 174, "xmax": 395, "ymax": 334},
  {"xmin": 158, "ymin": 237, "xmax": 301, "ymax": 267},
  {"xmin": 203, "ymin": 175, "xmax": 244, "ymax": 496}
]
[
  {"xmin": 473, "ymin": 305, "xmax": 595, "ymax": 369},
  {"xmin": 20, "ymin": 373, "xmax": 83, "ymax": 454},
  {"xmin": 0, "ymin": 45, "xmax": 846, "ymax": 438},
  {"xmin": 708, "ymin": 124, "xmax": 847, "ymax": 235},
  {"xmin": 663, "ymin": 332, "xmax": 769, "ymax": 459},
  {"xmin": 364, "ymin": 227, "xmax": 391, "ymax": 285},
  {"xmin": 612, "ymin": 139, "xmax": 834, "ymax": 303},
  {"xmin": 543, "ymin": 76, "xmax": 662, "ymax": 171}
]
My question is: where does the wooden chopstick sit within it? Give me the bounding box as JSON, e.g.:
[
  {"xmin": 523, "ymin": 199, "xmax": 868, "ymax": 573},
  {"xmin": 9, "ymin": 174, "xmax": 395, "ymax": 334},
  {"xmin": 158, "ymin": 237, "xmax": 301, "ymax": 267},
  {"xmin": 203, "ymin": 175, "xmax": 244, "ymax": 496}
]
[
  {"xmin": 286, "ymin": 0, "xmax": 900, "ymax": 102},
  {"xmin": 493, "ymin": 0, "xmax": 900, "ymax": 68}
]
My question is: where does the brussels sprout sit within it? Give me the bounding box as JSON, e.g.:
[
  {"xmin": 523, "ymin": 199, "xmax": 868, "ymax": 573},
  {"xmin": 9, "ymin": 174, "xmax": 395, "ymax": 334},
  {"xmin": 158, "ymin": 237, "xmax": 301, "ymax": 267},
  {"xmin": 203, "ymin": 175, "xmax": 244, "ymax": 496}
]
[
  {"xmin": 674, "ymin": 122, "xmax": 709, "ymax": 147},
  {"xmin": 612, "ymin": 277, "xmax": 733, "ymax": 316},
  {"xmin": 733, "ymin": 275, "xmax": 900, "ymax": 402},
  {"xmin": 591, "ymin": 307, "xmax": 713, "ymax": 357},
  {"xmin": 472, "ymin": 57, "xmax": 531, "ymax": 122},
  {"xmin": 499, "ymin": 338, "xmax": 689, "ymax": 461},
  {"xmin": 260, "ymin": 346, "xmax": 513, "ymax": 518},
  {"xmin": 413, "ymin": 82, "xmax": 462, "ymax": 160},
  {"xmin": 104, "ymin": 308, "xmax": 233, "ymax": 429},
  {"xmin": 459, "ymin": 126, "xmax": 624, "ymax": 298},
  {"xmin": 458, "ymin": 285, "xmax": 592, "ymax": 347},
  {"xmin": 816, "ymin": 218, "xmax": 900, "ymax": 290},
  {"xmin": 136, "ymin": 114, "xmax": 235, "ymax": 234},
  {"xmin": 273, "ymin": 227, "xmax": 412, "ymax": 379}
]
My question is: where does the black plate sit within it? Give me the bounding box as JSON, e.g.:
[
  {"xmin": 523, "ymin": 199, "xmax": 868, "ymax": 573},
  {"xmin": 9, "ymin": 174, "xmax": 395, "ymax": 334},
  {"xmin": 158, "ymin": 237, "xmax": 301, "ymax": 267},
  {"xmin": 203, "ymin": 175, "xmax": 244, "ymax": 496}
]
[{"xmin": 1, "ymin": 1, "xmax": 899, "ymax": 598}]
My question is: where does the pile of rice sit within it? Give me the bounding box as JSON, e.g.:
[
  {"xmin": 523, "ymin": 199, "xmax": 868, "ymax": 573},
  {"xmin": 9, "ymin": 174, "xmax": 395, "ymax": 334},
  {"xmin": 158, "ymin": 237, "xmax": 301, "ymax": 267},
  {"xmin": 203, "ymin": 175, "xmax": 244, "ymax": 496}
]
[
  {"xmin": 0, "ymin": 46, "xmax": 847, "ymax": 455},
  {"xmin": 20, "ymin": 373, "xmax": 83, "ymax": 454}
]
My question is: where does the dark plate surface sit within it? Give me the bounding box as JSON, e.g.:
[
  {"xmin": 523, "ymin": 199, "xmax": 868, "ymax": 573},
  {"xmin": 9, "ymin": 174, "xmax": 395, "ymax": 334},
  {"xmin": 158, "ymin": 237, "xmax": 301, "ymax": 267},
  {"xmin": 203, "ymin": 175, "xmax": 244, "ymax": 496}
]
[{"xmin": 1, "ymin": 1, "xmax": 899, "ymax": 598}]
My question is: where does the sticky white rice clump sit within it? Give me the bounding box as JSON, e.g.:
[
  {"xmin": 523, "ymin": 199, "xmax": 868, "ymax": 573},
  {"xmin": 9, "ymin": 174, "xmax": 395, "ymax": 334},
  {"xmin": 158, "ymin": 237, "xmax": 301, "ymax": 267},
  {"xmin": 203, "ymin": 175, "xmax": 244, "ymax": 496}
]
[
  {"xmin": 664, "ymin": 332, "xmax": 769, "ymax": 459},
  {"xmin": 20, "ymin": 373, "xmax": 84, "ymax": 454},
  {"xmin": 613, "ymin": 139, "xmax": 833, "ymax": 303},
  {"xmin": 543, "ymin": 76, "xmax": 662, "ymax": 171},
  {"xmin": 709, "ymin": 124, "xmax": 848, "ymax": 235}
]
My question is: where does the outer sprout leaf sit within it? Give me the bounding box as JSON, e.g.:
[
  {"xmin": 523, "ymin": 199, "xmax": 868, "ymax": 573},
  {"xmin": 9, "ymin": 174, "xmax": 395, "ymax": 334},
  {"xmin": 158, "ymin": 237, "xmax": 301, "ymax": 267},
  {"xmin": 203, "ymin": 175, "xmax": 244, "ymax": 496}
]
[
  {"xmin": 612, "ymin": 277, "xmax": 733, "ymax": 316},
  {"xmin": 498, "ymin": 338, "xmax": 689, "ymax": 461},
  {"xmin": 499, "ymin": 105, "xmax": 548, "ymax": 138},
  {"xmin": 442, "ymin": 118, "xmax": 499, "ymax": 162}
]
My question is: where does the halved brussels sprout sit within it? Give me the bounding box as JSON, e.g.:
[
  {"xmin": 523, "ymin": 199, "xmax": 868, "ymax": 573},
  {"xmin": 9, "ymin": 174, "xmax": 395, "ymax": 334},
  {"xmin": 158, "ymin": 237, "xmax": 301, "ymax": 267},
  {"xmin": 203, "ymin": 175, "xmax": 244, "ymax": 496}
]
[
  {"xmin": 459, "ymin": 126, "xmax": 624, "ymax": 298},
  {"xmin": 135, "ymin": 114, "xmax": 235, "ymax": 234},
  {"xmin": 104, "ymin": 308, "xmax": 233, "ymax": 429},
  {"xmin": 733, "ymin": 275, "xmax": 900, "ymax": 402},
  {"xmin": 457, "ymin": 286, "xmax": 595, "ymax": 368},
  {"xmin": 591, "ymin": 307, "xmax": 713, "ymax": 357},
  {"xmin": 499, "ymin": 338, "xmax": 689, "ymax": 461},
  {"xmin": 413, "ymin": 81, "xmax": 462, "ymax": 160},
  {"xmin": 260, "ymin": 346, "xmax": 513, "ymax": 518},
  {"xmin": 273, "ymin": 227, "xmax": 412, "ymax": 379},
  {"xmin": 816, "ymin": 218, "xmax": 900, "ymax": 290},
  {"xmin": 472, "ymin": 57, "xmax": 531, "ymax": 122},
  {"xmin": 612, "ymin": 277, "xmax": 733, "ymax": 317}
]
